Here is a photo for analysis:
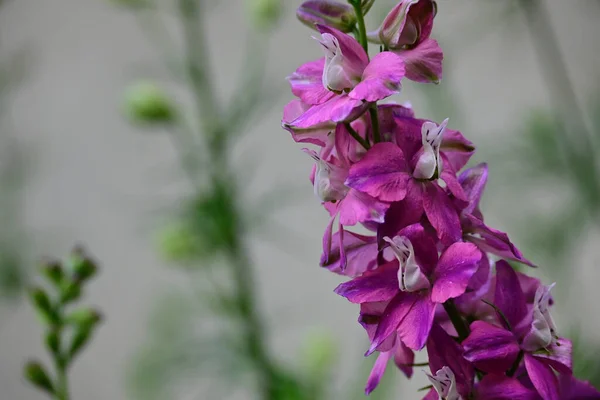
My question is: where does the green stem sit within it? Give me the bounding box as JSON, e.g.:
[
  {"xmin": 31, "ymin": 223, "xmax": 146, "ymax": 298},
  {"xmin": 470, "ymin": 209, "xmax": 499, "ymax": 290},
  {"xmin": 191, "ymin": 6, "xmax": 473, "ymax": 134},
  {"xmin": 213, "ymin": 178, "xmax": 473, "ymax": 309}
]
[
  {"xmin": 443, "ymin": 299, "xmax": 470, "ymax": 342},
  {"xmin": 345, "ymin": 122, "xmax": 370, "ymax": 150},
  {"xmin": 350, "ymin": 1, "xmax": 368, "ymax": 53},
  {"xmin": 507, "ymin": 350, "xmax": 524, "ymax": 377},
  {"xmin": 369, "ymin": 105, "xmax": 381, "ymax": 144}
]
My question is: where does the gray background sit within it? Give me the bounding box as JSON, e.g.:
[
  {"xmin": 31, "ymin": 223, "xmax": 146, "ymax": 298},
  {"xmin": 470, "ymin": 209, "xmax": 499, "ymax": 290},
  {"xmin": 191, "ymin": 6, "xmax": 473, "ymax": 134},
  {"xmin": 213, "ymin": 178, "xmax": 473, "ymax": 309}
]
[{"xmin": 0, "ymin": 0, "xmax": 599, "ymax": 399}]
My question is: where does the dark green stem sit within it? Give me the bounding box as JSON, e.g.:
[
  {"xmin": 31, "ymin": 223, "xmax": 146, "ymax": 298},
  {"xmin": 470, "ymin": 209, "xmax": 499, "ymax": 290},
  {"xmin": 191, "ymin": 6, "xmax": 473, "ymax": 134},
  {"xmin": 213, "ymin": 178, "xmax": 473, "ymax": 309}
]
[
  {"xmin": 345, "ymin": 122, "xmax": 370, "ymax": 150},
  {"xmin": 350, "ymin": 1, "xmax": 368, "ymax": 53},
  {"xmin": 369, "ymin": 105, "xmax": 381, "ymax": 144},
  {"xmin": 443, "ymin": 299, "xmax": 470, "ymax": 342},
  {"xmin": 507, "ymin": 350, "xmax": 524, "ymax": 377}
]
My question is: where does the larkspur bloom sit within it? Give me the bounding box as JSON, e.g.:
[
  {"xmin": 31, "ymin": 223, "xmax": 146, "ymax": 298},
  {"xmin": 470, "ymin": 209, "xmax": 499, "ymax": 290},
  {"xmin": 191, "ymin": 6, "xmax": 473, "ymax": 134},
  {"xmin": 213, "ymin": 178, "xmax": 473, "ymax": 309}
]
[{"xmin": 281, "ymin": 1, "xmax": 600, "ymax": 399}]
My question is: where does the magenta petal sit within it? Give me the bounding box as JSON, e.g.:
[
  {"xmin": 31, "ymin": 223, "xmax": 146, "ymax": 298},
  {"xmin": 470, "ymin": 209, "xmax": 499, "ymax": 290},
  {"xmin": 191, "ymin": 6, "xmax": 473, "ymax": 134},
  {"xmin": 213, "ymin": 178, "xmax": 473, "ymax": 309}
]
[
  {"xmin": 321, "ymin": 230, "xmax": 379, "ymax": 277},
  {"xmin": 427, "ymin": 324, "xmax": 475, "ymax": 398},
  {"xmin": 476, "ymin": 375, "xmax": 539, "ymax": 400},
  {"xmin": 398, "ymin": 223, "xmax": 439, "ymax": 276},
  {"xmin": 431, "ymin": 242, "xmax": 481, "ymax": 303},
  {"xmin": 441, "ymin": 128, "xmax": 476, "ymax": 172},
  {"xmin": 287, "ymin": 58, "xmax": 334, "ymax": 105},
  {"xmin": 334, "ymin": 261, "xmax": 399, "ymax": 303},
  {"xmin": 532, "ymin": 338, "xmax": 572, "ymax": 374},
  {"xmin": 525, "ymin": 353, "xmax": 560, "ymax": 400},
  {"xmin": 346, "ymin": 142, "xmax": 410, "ymax": 202},
  {"xmin": 422, "ymin": 182, "xmax": 462, "ymax": 246},
  {"xmin": 377, "ymin": 180, "xmax": 424, "ymax": 245},
  {"xmin": 316, "ymin": 24, "xmax": 369, "ymax": 75},
  {"xmin": 321, "ymin": 214, "xmax": 337, "ymax": 265},
  {"xmin": 494, "ymin": 261, "xmax": 528, "ymax": 330},
  {"xmin": 559, "ymin": 374, "xmax": 600, "ymax": 400},
  {"xmin": 393, "ymin": 340, "xmax": 415, "ymax": 378},
  {"xmin": 441, "ymin": 168, "xmax": 468, "ymax": 208},
  {"xmin": 365, "ymin": 350, "xmax": 393, "ymax": 395},
  {"xmin": 349, "ymin": 52, "xmax": 405, "ymax": 102},
  {"xmin": 282, "ymin": 100, "xmax": 335, "ymax": 147},
  {"xmin": 398, "ymin": 38, "xmax": 443, "ymax": 83},
  {"xmin": 395, "ymin": 291, "xmax": 436, "ymax": 350},
  {"xmin": 368, "ymin": 293, "xmax": 412, "ymax": 355},
  {"xmin": 289, "ymin": 95, "xmax": 367, "ymax": 129},
  {"xmin": 466, "ymin": 216, "xmax": 536, "ymax": 267},
  {"xmin": 337, "ymin": 188, "xmax": 389, "ymax": 226},
  {"xmin": 462, "ymin": 321, "xmax": 520, "ymax": 374},
  {"xmin": 458, "ymin": 163, "xmax": 488, "ymax": 216}
]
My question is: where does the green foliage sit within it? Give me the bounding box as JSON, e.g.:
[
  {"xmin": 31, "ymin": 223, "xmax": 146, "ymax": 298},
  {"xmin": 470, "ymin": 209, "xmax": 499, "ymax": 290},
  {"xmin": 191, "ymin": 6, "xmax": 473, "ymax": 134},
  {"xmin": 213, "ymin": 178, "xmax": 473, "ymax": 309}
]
[{"xmin": 24, "ymin": 248, "xmax": 103, "ymax": 400}]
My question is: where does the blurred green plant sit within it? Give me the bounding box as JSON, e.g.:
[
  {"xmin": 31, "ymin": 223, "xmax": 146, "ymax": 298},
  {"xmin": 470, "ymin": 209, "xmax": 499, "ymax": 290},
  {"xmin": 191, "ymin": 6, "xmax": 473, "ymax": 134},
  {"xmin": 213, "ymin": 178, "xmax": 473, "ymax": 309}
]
[{"xmin": 24, "ymin": 247, "xmax": 102, "ymax": 400}]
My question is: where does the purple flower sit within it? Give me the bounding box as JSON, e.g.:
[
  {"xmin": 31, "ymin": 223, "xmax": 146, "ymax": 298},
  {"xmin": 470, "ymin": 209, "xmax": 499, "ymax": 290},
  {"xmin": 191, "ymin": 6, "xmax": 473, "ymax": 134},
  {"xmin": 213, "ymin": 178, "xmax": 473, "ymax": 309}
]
[
  {"xmin": 336, "ymin": 223, "xmax": 481, "ymax": 351},
  {"xmin": 296, "ymin": 0, "xmax": 357, "ymax": 33},
  {"xmin": 286, "ymin": 25, "xmax": 405, "ymax": 129},
  {"xmin": 345, "ymin": 117, "xmax": 467, "ymax": 245},
  {"xmin": 368, "ymin": 0, "xmax": 443, "ymax": 83}
]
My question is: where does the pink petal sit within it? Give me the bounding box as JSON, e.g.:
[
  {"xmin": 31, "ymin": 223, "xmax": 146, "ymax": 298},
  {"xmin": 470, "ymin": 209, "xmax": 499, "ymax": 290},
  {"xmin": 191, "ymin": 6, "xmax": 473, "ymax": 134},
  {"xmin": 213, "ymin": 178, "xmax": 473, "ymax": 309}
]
[
  {"xmin": 476, "ymin": 375, "xmax": 539, "ymax": 400},
  {"xmin": 316, "ymin": 24, "xmax": 369, "ymax": 76},
  {"xmin": 395, "ymin": 291, "xmax": 436, "ymax": 350},
  {"xmin": 458, "ymin": 163, "xmax": 488, "ymax": 216},
  {"xmin": 334, "ymin": 261, "xmax": 399, "ymax": 304},
  {"xmin": 337, "ymin": 188, "xmax": 390, "ymax": 226},
  {"xmin": 422, "ymin": 182, "xmax": 462, "ymax": 246},
  {"xmin": 532, "ymin": 338, "xmax": 572, "ymax": 374},
  {"xmin": 346, "ymin": 142, "xmax": 411, "ymax": 202},
  {"xmin": 494, "ymin": 260, "xmax": 529, "ymax": 330},
  {"xmin": 287, "ymin": 58, "xmax": 334, "ymax": 105},
  {"xmin": 288, "ymin": 95, "xmax": 367, "ymax": 129},
  {"xmin": 463, "ymin": 320, "xmax": 520, "ymax": 374},
  {"xmin": 398, "ymin": 38, "xmax": 443, "ymax": 83},
  {"xmin": 282, "ymin": 99, "xmax": 335, "ymax": 147},
  {"xmin": 393, "ymin": 340, "xmax": 415, "ymax": 378},
  {"xmin": 441, "ymin": 128, "xmax": 476, "ymax": 172},
  {"xmin": 525, "ymin": 353, "xmax": 560, "ymax": 400},
  {"xmin": 431, "ymin": 242, "xmax": 481, "ymax": 303},
  {"xmin": 320, "ymin": 230, "xmax": 379, "ymax": 277},
  {"xmin": 368, "ymin": 292, "xmax": 414, "ymax": 354},
  {"xmin": 365, "ymin": 350, "xmax": 393, "ymax": 395},
  {"xmin": 349, "ymin": 52, "xmax": 405, "ymax": 102}
]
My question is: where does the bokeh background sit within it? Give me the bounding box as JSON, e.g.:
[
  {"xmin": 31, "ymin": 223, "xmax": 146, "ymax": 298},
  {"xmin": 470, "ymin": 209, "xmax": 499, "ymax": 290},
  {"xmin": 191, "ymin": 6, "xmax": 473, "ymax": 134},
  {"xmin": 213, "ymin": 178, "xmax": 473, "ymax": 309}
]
[{"xmin": 0, "ymin": 0, "xmax": 599, "ymax": 399}]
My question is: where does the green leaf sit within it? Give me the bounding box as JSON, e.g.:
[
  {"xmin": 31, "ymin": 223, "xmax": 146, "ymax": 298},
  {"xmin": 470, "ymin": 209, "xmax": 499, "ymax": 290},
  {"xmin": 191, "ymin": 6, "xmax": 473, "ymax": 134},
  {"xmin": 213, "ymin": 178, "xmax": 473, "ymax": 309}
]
[
  {"xmin": 24, "ymin": 360, "xmax": 54, "ymax": 394},
  {"xmin": 29, "ymin": 287, "xmax": 59, "ymax": 325},
  {"xmin": 59, "ymin": 281, "xmax": 81, "ymax": 304},
  {"xmin": 45, "ymin": 329, "xmax": 60, "ymax": 356},
  {"xmin": 68, "ymin": 247, "xmax": 98, "ymax": 283},
  {"xmin": 68, "ymin": 326, "xmax": 95, "ymax": 361},
  {"xmin": 40, "ymin": 259, "xmax": 65, "ymax": 287}
]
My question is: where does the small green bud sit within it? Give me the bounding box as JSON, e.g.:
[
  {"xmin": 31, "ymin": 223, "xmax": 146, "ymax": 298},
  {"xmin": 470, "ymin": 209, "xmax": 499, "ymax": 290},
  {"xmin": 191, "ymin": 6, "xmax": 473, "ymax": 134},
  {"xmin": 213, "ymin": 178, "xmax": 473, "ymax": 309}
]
[
  {"xmin": 60, "ymin": 281, "xmax": 81, "ymax": 304},
  {"xmin": 29, "ymin": 287, "xmax": 59, "ymax": 325},
  {"xmin": 45, "ymin": 330, "xmax": 60, "ymax": 356},
  {"xmin": 40, "ymin": 258, "xmax": 65, "ymax": 287},
  {"xmin": 247, "ymin": 0, "xmax": 282, "ymax": 29},
  {"xmin": 299, "ymin": 329, "xmax": 338, "ymax": 380},
  {"xmin": 24, "ymin": 361, "xmax": 54, "ymax": 394},
  {"xmin": 123, "ymin": 81, "xmax": 174, "ymax": 124},
  {"xmin": 68, "ymin": 247, "xmax": 98, "ymax": 283}
]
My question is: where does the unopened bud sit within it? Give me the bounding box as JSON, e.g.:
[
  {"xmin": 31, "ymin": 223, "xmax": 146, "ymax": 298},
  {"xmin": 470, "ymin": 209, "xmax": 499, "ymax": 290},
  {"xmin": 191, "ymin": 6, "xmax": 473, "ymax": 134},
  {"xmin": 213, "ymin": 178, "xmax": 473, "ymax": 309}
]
[
  {"xmin": 297, "ymin": 1, "xmax": 356, "ymax": 33},
  {"xmin": 123, "ymin": 81, "xmax": 174, "ymax": 124},
  {"xmin": 24, "ymin": 361, "xmax": 54, "ymax": 394}
]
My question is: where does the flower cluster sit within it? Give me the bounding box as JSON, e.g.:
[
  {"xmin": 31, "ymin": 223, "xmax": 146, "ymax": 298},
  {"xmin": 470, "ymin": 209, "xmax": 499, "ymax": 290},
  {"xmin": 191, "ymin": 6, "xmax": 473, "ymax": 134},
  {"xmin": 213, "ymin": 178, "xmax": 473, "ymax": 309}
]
[{"xmin": 282, "ymin": 1, "xmax": 600, "ymax": 399}]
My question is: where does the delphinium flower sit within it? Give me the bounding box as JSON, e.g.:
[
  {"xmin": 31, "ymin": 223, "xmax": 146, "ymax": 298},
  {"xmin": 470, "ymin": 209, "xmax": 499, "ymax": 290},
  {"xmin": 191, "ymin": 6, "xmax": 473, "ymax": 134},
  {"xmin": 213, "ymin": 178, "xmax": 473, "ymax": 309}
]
[{"xmin": 283, "ymin": 1, "xmax": 600, "ymax": 399}]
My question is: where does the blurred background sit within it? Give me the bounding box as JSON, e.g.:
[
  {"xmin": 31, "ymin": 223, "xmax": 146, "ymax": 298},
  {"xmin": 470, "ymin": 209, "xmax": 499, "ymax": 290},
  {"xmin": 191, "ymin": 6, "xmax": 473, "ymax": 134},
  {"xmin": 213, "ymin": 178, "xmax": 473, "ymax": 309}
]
[{"xmin": 0, "ymin": 0, "xmax": 599, "ymax": 399}]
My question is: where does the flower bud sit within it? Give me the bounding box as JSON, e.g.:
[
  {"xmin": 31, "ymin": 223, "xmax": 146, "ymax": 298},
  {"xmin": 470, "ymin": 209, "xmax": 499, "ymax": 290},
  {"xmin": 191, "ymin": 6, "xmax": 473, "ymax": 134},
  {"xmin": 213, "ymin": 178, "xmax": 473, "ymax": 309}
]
[
  {"xmin": 24, "ymin": 361, "xmax": 54, "ymax": 395},
  {"xmin": 296, "ymin": 1, "xmax": 356, "ymax": 33},
  {"xmin": 361, "ymin": 0, "xmax": 375, "ymax": 15},
  {"xmin": 247, "ymin": 0, "xmax": 283, "ymax": 30},
  {"xmin": 123, "ymin": 81, "xmax": 174, "ymax": 125},
  {"xmin": 369, "ymin": 0, "xmax": 436, "ymax": 50}
]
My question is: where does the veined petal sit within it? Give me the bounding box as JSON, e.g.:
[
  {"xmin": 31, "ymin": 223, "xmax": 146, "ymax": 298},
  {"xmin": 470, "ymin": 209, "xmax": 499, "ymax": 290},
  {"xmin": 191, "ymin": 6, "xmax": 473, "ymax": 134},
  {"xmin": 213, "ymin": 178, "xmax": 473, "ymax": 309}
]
[
  {"xmin": 525, "ymin": 353, "xmax": 560, "ymax": 400},
  {"xmin": 365, "ymin": 349, "xmax": 393, "ymax": 395},
  {"xmin": 441, "ymin": 128, "xmax": 476, "ymax": 172},
  {"xmin": 334, "ymin": 261, "xmax": 399, "ymax": 303},
  {"xmin": 368, "ymin": 292, "xmax": 413, "ymax": 355},
  {"xmin": 431, "ymin": 242, "xmax": 481, "ymax": 303},
  {"xmin": 377, "ymin": 180, "xmax": 424, "ymax": 245},
  {"xmin": 462, "ymin": 321, "xmax": 520, "ymax": 374},
  {"xmin": 349, "ymin": 52, "xmax": 405, "ymax": 102},
  {"xmin": 320, "ymin": 230, "xmax": 379, "ymax": 277},
  {"xmin": 476, "ymin": 375, "xmax": 539, "ymax": 400},
  {"xmin": 398, "ymin": 38, "xmax": 443, "ymax": 83},
  {"xmin": 337, "ymin": 188, "xmax": 389, "ymax": 226},
  {"xmin": 394, "ymin": 340, "xmax": 415, "ymax": 378},
  {"xmin": 395, "ymin": 290, "xmax": 436, "ymax": 350},
  {"xmin": 458, "ymin": 163, "xmax": 488, "ymax": 216},
  {"xmin": 282, "ymin": 99, "xmax": 335, "ymax": 147},
  {"xmin": 288, "ymin": 95, "xmax": 367, "ymax": 129},
  {"xmin": 494, "ymin": 261, "xmax": 529, "ymax": 331},
  {"xmin": 288, "ymin": 58, "xmax": 334, "ymax": 105},
  {"xmin": 426, "ymin": 366, "xmax": 462, "ymax": 400},
  {"xmin": 316, "ymin": 24, "xmax": 369, "ymax": 78},
  {"xmin": 532, "ymin": 338, "xmax": 572, "ymax": 374},
  {"xmin": 346, "ymin": 142, "xmax": 411, "ymax": 202},
  {"xmin": 423, "ymin": 182, "xmax": 462, "ymax": 245}
]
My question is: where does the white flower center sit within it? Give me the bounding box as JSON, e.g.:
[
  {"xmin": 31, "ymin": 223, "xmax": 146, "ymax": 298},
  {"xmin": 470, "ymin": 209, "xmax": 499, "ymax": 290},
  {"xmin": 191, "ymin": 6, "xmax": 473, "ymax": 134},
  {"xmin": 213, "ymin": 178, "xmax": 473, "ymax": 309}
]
[
  {"xmin": 383, "ymin": 236, "xmax": 430, "ymax": 292},
  {"xmin": 303, "ymin": 148, "xmax": 348, "ymax": 203},
  {"xmin": 522, "ymin": 283, "xmax": 558, "ymax": 351},
  {"xmin": 318, "ymin": 33, "xmax": 355, "ymax": 92},
  {"xmin": 413, "ymin": 118, "xmax": 448, "ymax": 180},
  {"xmin": 426, "ymin": 366, "xmax": 462, "ymax": 400}
]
